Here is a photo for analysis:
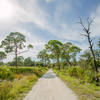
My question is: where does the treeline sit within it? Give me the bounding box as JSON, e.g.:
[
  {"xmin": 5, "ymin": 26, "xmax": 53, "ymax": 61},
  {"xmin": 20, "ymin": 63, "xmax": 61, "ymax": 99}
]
[
  {"xmin": 0, "ymin": 31, "xmax": 100, "ymax": 71},
  {"xmin": 38, "ymin": 40, "xmax": 100, "ymax": 70},
  {"xmin": 7, "ymin": 57, "xmax": 44, "ymax": 67}
]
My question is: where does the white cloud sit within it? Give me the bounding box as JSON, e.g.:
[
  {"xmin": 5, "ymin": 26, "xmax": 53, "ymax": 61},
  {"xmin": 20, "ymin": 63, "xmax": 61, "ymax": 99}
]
[
  {"xmin": 0, "ymin": 0, "xmax": 51, "ymax": 31},
  {"xmin": 91, "ymin": 5, "xmax": 100, "ymax": 37},
  {"xmin": 55, "ymin": 23, "xmax": 84, "ymax": 41}
]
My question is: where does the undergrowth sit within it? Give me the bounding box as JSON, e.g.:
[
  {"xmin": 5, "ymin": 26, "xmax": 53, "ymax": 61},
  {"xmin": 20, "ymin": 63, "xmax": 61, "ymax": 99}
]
[
  {"xmin": 53, "ymin": 68, "xmax": 100, "ymax": 100},
  {"xmin": 0, "ymin": 66, "xmax": 48, "ymax": 100}
]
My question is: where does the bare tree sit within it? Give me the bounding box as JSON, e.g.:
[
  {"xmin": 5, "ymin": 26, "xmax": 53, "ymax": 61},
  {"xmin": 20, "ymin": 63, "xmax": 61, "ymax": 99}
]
[{"xmin": 78, "ymin": 17, "xmax": 99, "ymax": 82}]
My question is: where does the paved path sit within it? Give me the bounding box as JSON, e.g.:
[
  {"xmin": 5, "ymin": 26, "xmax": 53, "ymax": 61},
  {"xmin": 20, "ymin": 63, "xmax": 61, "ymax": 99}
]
[{"xmin": 23, "ymin": 70, "xmax": 78, "ymax": 100}]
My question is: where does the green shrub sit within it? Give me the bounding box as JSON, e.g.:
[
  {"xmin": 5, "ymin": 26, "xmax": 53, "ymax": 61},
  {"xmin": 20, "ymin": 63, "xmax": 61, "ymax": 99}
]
[
  {"xmin": 0, "ymin": 66, "xmax": 14, "ymax": 80},
  {"xmin": 0, "ymin": 66, "xmax": 47, "ymax": 81},
  {"xmin": 66, "ymin": 66, "xmax": 84, "ymax": 78},
  {"xmin": 0, "ymin": 72, "xmax": 45, "ymax": 100},
  {"xmin": 54, "ymin": 69, "xmax": 100, "ymax": 100},
  {"xmin": 66, "ymin": 66, "xmax": 97, "ymax": 83},
  {"xmin": 10, "ymin": 67, "xmax": 34, "ymax": 73},
  {"xmin": 0, "ymin": 81, "xmax": 12, "ymax": 100},
  {"xmin": 10, "ymin": 67, "xmax": 47, "ymax": 77},
  {"xmin": 0, "ymin": 66, "xmax": 48, "ymax": 100}
]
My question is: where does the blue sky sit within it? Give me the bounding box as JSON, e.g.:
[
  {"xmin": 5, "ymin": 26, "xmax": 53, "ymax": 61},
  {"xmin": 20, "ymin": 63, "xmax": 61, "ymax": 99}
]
[{"xmin": 0, "ymin": 0, "xmax": 100, "ymax": 61}]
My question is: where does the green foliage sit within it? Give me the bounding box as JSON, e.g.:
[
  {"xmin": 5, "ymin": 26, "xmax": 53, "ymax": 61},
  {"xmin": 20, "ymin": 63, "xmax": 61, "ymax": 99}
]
[
  {"xmin": 37, "ymin": 49, "xmax": 50, "ymax": 67},
  {"xmin": 0, "ymin": 51, "xmax": 6, "ymax": 61},
  {"xmin": 66, "ymin": 66, "xmax": 84, "ymax": 78},
  {"xmin": 9, "ymin": 67, "xmax": 47, "ymax": 77},
  {"xmin": 98, "ymin": 38, "xmax": 100, "ymax": 48},
  {"xmin": 45, "ymin": 40, "xmax": 63, "ymax": 58},
  {"xmin": 27, "ymin": 44, "xmax": 33, "ymax": 49},
  {"xmin": 7, "ymin": 57, "xmax": 36, "ymax": 66},
  {"xmin": 61, "ymin": 42, "xmax": 81, "ymax": 66},
  {"xmin": 0, "ymin": 32, "xmax": 33, "ymax": 67},
  {"xmin": 11, "ymin": 56, "xmax": 24, "ymax": 66},
  {"xmin": 79, "ymin": 50, "xmax": 93, "ymax": 69},
  {"xmin": 0, "ymin": 67, "xmax": 48, "ymax": 100},
  {"xmin": 45, "ymin": 40, "xmax": 63, "ymax": 69},
  {"xmin": 1, "ymin": 32, "xmax": 26, "ymax": 53},
  {"xmin": 0, "ymin": 81, "xmax": 12, "ymax": 100},
  {"xmin": 54, "ymin": 69, "xmax": 100, "ymax": 100},
  {"xmin": 0, "ymin": 66, "xmax": 14, "ymax": 80},
  {"xmin": 0, "ymin": 75, "xmax": 37, "ymax": 100},
  {"xmin": 0, "ymin": 66, "xmax": 48, "ymax": 81},
  {"xmin": 66, "ymin": 66, "xmax": 99, "ymax": 83},
  {"xmin": 24, "ymin": 57, "xmax": 34, "ymax": 66},
  {"xmin": 32, "ymin": 67, "xmax": 48, "ymax": 77}
]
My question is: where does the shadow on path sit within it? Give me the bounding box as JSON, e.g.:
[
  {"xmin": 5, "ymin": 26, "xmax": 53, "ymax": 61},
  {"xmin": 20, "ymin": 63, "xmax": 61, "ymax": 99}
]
[{"xmin": 42, "ymin": 70, "xmax": 56, "ymax": 79}]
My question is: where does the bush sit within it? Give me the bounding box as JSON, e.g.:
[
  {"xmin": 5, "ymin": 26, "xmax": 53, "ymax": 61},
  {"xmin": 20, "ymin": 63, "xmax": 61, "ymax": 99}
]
[
  {"xmin": 0, "ymin": 66, "xmax": 14, "ymax": 80},
  {"xmin": 0, "ymin": 75, "xmax": 38, "ymax": 100},
  {"xmin": 10, "ymin": 67, "xmax": 47, "ymax": 77},
  {"xmin": 10, "ymin": 67, "xmax": 34, "ymax": 73},
  {"xmin": 0, "ymin": 81, "xmax": 13, "ymax": 100},
  {"xmin": 54, "ymin": 69, "xmax": 100, "ymax": 100},
  {"xmin": 66, "ymin": 66, "xmax": 97, "ymax": 83},
  {"xmin": 66, "ymin": 66, "xmax": 84, "ymax": 78},
  {"xmin": 0, "ymin": 66, "xmax": 48, "ymax": 81},
  {"xmin": 0, "ymin": 66, "xmax": 48, "ymax": 100}
]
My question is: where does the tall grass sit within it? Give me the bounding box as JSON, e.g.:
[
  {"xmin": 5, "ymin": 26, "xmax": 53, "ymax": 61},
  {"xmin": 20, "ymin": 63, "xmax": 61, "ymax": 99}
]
[
  {"xmin": 0, "ymin": 66, "xmax": 48, "ymax": 100},
  {"xmin": 53, "ymin": 67, "xmax": 100, "ymax": 100},
  {"xmin": 0, "ymin": 66, "xmax": 14, "ymax": 80}
]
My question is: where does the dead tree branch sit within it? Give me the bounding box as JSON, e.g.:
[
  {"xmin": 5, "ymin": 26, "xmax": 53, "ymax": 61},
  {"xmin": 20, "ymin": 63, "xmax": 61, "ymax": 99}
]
[{"xmin": 78, "ymin": 17, "xmax": 99, "ymax": 83}]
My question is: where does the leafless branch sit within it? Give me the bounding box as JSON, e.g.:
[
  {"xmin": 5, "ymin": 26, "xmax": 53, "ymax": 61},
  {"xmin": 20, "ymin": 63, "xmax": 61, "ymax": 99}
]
[{"xmin": 78, "ymin": 17, "xmax": 99, "ymax": 81}]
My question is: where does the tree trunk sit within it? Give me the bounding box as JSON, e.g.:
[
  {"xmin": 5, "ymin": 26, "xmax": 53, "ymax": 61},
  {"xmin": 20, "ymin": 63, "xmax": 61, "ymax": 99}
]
[
  {"xmin": 87, "ymin": 34, "xmax": 99, "ymax": 82},
  {"xmin": 57, "ymin": 55, "xmax": 60, "ymax": 70},
  {"xmin": 66, "ymin": 59, "xmax": 72, "ymax": 67},
  {"xmin": 15, "ymin": 45, "xmax": 18, "ymax": 68},
  {"xmin": 79, "ymin": 17, "xmax": 99, "ymax": 83},
  {"xmin": 44, "ymin": 59, "xmax": 46, "ymax": 67}
]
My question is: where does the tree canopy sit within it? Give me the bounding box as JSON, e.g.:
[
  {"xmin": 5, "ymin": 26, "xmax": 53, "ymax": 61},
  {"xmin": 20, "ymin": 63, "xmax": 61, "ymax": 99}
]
[{"xmin": 0, "ymin": 32, "xmax": 33, "ymax": 67}]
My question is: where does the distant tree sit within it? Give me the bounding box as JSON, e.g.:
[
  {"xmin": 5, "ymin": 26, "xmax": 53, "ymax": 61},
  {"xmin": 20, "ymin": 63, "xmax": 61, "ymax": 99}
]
[
  {"xmin": 79, "ymin": 50, "xmax": 93, "ymax": 69},
  {"xmin": 61, "ymin": 42, "xmax": 72, "ymax": 66},
  {"xmin": 62, "ymin": 42, "xmax": 81, "ymax": 66},
  {"xmin": 0, "ymin": 51, "xmax": 6, "ymax": 62},
  {"xmin": 24, "ymin": 57, "xmax": 33, "ymax": 66},
  {"xmin": 69, "ymin": 45, "xmax": 81, "ymax": 66},
  {"xmin": 37, "ymin": 49, "xmax": 50, "ymax": 67},
  {"xmin": 94, "ymin": 49, "xmax": 100, "ymax": 60},
  {"xmin": 35, "ymin": 61, "xmax": 44, "ymax": 67},
  {"xmin": 16, "ymin": 56, "xmax": 24, "ymax": 66},
  {"xmin": 46, "ymin": 40, "xmax": 62, "ymax": 70},
  {"xmin": 78, "ymin": 17, "xmax": 99, "ymax": 82},
  {"xmin": 96, "ymin": 39, "xmax": 100, "ymax": 67},
  {"xmin": 98, "ymin": 39, "xmax": 100, "ymax": 48},
  {"xmin": 7, "ymin": 56, "xmax": 24, "ymax": 66},
  {"xmin": 0, "ymin": 32, "xmax": 33, "ymax": 67}
]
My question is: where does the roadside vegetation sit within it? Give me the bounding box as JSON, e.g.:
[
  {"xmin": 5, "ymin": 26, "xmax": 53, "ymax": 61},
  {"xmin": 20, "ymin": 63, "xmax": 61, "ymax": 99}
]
[
  {"xmin": 53, "ymin": 67, "xmax": 100, "ymax": 100},
  {"xmin": 0, "ymin": 66, "xmax": 48, "ymax": 100}
]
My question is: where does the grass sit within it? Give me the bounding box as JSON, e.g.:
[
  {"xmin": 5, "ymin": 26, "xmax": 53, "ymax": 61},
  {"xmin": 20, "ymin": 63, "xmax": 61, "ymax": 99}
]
[
  {"xmin": 53, "ymin": 69, "xmax": 100, "ymax": 100},
  {"xmin": 0, "ymin": 66, "xmax": 48, "ymax": 100}
]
